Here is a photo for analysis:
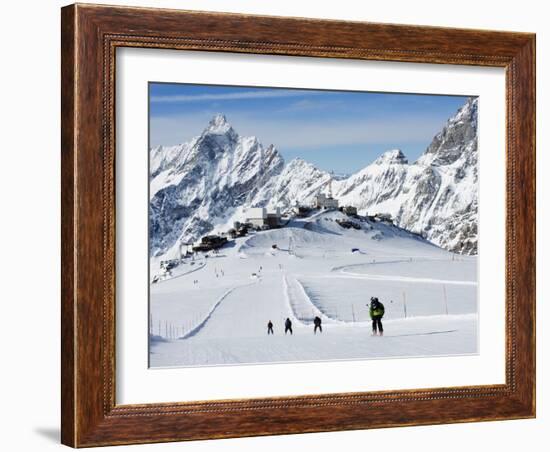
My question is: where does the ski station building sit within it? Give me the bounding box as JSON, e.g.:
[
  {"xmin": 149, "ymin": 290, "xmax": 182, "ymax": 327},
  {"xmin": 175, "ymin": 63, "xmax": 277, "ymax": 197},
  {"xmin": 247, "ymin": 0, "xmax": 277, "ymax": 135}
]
[
  {"xmin": 244, "ymin": 207, "xmax": 282, "ymax": 229},
  {"xmin": 341, "ymin": 205, "xmax": 358, "ymax": 216},
  {"xmin": 314, "ymin": 193, "xmax": 339, "ymax": 210}
]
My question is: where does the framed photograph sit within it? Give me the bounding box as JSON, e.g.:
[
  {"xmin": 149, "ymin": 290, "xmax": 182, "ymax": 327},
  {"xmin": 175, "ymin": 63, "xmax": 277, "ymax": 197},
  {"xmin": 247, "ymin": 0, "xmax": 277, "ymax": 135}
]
[{"xmin": 61, "ymin": 3, "xmax": 536, "ymax": 447}]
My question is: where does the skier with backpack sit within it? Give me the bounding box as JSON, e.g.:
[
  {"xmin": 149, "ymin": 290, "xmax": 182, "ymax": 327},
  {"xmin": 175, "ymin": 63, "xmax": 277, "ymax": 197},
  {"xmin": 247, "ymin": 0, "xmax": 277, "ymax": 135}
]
[
  {"xmin": 313, "ymin": 316, "xmax": 322, "ymax": 334},
  {"xmin": 369, "ymin": 296, "xmax": 385, "ymax": 336}
]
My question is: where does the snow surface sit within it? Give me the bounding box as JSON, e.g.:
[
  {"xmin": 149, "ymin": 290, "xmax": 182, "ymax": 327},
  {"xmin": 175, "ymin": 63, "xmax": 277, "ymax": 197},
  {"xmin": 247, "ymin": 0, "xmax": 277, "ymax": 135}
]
[{"xmin": 150, "ymin": 210, "xmax": 477, "ymax": 368}]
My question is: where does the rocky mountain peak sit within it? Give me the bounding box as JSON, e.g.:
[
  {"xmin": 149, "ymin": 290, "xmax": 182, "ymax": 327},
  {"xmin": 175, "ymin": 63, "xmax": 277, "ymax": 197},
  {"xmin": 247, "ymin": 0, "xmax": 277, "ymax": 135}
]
[
  {"xmin": 373, "ymin": 149, "xmax": 408, "ymax": 165},
  {"xmin": 416, "ymin": 97, "xmax": 478, "ymax": 167},
  {"xmin": 204, "ymin": 113, "xmax": 234, "ymax": 136},
  {"xmin": 286, "ymin": 157, "xmax": 314, "ymax": 170}
]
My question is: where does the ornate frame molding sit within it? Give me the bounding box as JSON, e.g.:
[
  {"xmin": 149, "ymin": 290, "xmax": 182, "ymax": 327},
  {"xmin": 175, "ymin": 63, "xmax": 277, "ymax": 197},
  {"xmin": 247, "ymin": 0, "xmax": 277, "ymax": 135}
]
[{"xmin": 61, "ymin": 4, "xmax": 535, "ymax": 447}]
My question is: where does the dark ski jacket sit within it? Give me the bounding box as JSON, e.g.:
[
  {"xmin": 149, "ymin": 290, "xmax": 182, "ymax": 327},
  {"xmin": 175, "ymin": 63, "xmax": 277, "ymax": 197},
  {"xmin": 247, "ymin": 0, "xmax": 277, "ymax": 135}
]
[
  {"xmin": 369, "ymin": 301, "xmax": 385, "ymax": 319},
  {"xmin": 285, "ymin": 319, "xmax": 292, "ymax": 328},
  {"xmin": 313, "ymin": 316, "xmax": 322, "ymax": 326}
]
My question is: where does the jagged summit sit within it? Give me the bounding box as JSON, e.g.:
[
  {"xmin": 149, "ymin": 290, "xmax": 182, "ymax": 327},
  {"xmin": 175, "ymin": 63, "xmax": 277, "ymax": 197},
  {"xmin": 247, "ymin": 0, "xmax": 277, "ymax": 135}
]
[
  {"xmin": 204, "ymin": 113, "xmax": 234, "ymax": 135},
  {"xmin": 416, "ymin": 97, "xmax": 477, "ymax": 167},
  {"xmin": 373, "ymin": 149, "xmax": 408, "ymax": 165},
  {"xmin": 286, "ymin": 157, "xmax": 315, "ymax": 170},
  {"xmin": 455, "ymin": 97, "xmax": 478, "ymax": 123}
]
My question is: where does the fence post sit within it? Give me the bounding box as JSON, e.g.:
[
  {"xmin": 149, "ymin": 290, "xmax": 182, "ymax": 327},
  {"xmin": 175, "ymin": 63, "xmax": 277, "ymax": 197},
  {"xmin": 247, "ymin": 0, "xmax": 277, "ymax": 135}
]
[
  {"xmin": 403, "ymin": 291, "xmax": 407, "ymax": 318},
  {"xmin": 443, "ymin": 285, "xmax": 449, "ymax": 315}
]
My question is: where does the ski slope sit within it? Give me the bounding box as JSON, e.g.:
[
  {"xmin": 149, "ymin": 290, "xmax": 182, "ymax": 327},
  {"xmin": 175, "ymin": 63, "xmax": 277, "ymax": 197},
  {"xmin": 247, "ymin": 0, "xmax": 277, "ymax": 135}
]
[{"xmin": 150, "ymin": 210, "xmax": 478, "ymax": 367}]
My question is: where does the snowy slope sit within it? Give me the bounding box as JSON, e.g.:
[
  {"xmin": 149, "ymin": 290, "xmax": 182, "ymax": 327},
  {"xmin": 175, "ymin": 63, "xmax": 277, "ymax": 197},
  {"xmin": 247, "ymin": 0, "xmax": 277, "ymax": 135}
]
[
  {"xmin": 150, "ymin": 210, "xmax": 477, "ymax": 367},
  {"xmin": 250, "ymin": 158, "xmax": 332, "ymax": 211},
  {"xmin": 150, "ymin": 98, "xmax": 478, "ymax": 258}
]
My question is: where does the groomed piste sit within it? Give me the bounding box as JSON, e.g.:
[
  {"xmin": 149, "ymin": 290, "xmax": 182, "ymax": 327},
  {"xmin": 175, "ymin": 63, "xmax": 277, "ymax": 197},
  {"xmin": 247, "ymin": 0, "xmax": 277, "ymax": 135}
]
[{"xmin": 149, "ymin": 210, "xmax": 477, "ymax": 368}]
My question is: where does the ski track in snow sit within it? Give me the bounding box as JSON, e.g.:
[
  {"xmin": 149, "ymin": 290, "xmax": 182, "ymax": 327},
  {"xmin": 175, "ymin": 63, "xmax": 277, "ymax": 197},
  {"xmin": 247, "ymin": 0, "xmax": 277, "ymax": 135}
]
[
  {"xmin": 334, "ymin": 270, "xmax": 476, "ymax": 286},
  {"xmin": 179, "ymin": 281, "xmax": 257, "ymax": 339},
  {"xmin": 330, "ymin": 258, "xmax": 477, "ymax": 286},
  {"xmin": 283, "ymin": 275, "xmax": 341, "ymax": 325}
]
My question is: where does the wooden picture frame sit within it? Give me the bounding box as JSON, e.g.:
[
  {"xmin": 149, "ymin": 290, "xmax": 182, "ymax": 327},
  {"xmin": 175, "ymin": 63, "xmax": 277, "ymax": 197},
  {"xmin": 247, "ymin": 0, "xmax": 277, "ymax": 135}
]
[{"xmin": 61, "ymin": 3, "xmax": 536, "ymax": 447}]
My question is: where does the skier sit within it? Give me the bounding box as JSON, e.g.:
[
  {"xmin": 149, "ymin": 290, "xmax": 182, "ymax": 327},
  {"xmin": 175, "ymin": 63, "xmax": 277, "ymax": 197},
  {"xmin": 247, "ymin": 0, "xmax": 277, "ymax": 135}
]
[
  {"xmin": 284, "ymin": 318, "xmax": 293, "ymax": 335},
  {"xmin": 313, "ymin": 316, "xmax": 322, "ymax": 334},
  {"xmin": 267, "ymin": 320, "xmax": 274, "ymax": 335},
  {"xmin": 369, "ymin": 296, "xmax": 385, "ymax": 336}
]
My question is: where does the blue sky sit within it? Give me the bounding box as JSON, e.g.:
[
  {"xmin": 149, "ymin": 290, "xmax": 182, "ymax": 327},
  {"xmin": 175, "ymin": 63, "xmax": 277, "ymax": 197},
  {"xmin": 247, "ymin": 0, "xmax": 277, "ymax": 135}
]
[{"xmin": 149, "ymin": 83, "xmax": 471, "ymax": 174}]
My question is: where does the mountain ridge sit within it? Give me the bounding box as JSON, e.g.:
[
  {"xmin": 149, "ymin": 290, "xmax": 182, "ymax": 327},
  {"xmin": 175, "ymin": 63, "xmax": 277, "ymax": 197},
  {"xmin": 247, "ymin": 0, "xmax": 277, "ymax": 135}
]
[{"xmin": 149, "ymin": 98, "xmax": 478, "ymax": 257}]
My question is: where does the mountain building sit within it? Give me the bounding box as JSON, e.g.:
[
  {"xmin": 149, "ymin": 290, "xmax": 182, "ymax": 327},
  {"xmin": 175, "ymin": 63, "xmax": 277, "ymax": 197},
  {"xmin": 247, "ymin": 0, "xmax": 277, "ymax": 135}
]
[
  {"xmin": 314, "ymin": 193, "xmax": 339, "ymax": 209},
  {"xmin": 244, "ymin": 207, "xmax": 281, "ymax": 229}
]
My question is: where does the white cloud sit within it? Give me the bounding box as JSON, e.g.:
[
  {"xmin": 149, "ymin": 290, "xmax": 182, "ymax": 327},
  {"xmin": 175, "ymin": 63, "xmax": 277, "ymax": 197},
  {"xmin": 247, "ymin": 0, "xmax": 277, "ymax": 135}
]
[
  {"xmin": 150, "ymin": 89, "xmax": 317, "ymax": 103},
  {"xmin": 276, "ymin": 98, "xmax": 346, "ymax": 113}
]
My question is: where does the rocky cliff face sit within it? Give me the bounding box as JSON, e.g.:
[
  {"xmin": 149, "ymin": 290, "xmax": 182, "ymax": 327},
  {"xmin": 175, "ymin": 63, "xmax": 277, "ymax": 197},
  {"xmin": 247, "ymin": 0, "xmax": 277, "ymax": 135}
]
[
  {"xmin": 149, "ymin": 98, "xmax": 478, "ymax": 257},
  {"xmin": 333, "ymin": 98, "xmax": 478, "ymax": 254},
  {"xmin": 149, "ymin": 114, "xmax": 284, "ymax": 256}
]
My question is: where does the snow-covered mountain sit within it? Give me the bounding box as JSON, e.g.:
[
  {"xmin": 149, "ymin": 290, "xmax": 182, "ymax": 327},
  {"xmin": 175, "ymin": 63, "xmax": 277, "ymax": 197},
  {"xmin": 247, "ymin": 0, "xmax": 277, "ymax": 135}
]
[
  {"xmin": 149, "ymin": 114, "xmax": 284, "ymax": 256},
  {"xmin": 333, "ymin": 98, "xmax": 478, "ymax": 254},
  {"xmin": 150, "ymin": 98, "xmax": 478, "ymax": 257}
]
